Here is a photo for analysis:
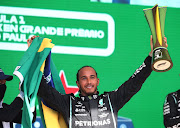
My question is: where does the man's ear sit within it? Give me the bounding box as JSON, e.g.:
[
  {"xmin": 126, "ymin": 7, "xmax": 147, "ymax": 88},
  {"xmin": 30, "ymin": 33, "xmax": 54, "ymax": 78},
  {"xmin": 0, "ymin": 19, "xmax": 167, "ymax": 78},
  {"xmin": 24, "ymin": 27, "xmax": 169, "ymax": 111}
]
[{"xmin": 97, "ymin": 78, "xmax": 100, "ymax": 86}]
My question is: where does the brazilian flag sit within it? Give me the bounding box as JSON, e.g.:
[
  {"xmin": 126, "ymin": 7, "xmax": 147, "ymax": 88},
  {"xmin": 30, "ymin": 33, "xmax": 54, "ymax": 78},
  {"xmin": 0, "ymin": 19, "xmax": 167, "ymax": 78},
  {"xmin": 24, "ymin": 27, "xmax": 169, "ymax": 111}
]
[{"xmin": 13, "ymin": 37, "xmax": 67, "ymax": 128}]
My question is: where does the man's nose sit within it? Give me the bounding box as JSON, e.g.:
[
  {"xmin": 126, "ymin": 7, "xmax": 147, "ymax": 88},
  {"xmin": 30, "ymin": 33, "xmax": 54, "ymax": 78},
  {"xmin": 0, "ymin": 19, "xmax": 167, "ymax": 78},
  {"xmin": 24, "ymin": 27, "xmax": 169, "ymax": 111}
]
[{"xmin": 87, "ymin": 78, "xmax": 91, "ymax": 84}]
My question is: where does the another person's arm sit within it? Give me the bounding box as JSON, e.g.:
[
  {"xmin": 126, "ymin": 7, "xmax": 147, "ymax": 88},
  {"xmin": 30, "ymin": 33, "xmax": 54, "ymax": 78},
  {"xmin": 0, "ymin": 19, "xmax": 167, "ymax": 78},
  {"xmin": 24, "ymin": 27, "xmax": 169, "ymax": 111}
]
[
  {"xmin": 163, "ymin": 94, "xmax": 180, "ymax": 127},
  {"xmin": 0, "ymin": 84, "xmax": 36, "ymax": 123},
  {"xmin": 0, "ymin": 87, "xmax": 23, "ymax": 122},
  {"xmin": 11, "ymin": 104, "xmax": 36, "ymax": 124}
]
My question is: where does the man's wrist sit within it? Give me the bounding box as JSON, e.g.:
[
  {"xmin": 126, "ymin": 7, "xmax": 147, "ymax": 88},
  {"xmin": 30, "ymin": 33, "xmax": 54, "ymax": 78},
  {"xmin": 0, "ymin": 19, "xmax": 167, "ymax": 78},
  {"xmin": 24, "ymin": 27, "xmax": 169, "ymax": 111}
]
[
  {"xmin": 17, "ymin": 91, "xmax": 24, "ymax": 101},
  {"xmin": 149, "ymin": 52, "xmax": 153, "ymax": 57}
]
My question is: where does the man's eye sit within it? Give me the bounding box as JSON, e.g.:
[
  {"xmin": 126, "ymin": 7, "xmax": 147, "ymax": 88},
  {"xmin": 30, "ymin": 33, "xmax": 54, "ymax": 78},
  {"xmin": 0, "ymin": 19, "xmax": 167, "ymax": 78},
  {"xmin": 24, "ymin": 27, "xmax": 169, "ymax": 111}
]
[{"xmin": 91, "ymin": 76, "xmax": 95, "ymax": 79}]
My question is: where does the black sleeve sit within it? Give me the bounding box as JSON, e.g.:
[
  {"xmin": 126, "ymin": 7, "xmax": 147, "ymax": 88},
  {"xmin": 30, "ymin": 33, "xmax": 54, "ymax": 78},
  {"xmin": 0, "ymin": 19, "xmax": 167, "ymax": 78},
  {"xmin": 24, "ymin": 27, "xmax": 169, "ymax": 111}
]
[
  {"xmin": 109, "ymin": 56, "xmax": 152, "ymax": 111},
  {"xmin": 11, "ymin": 107, "xmax": 36, "ymax": 124},
  {"xmin": 37, "ymin": 78, "xmax": 70, "ymax": 115},
  {"xmin": 0, "ymin": 97, "xmax": 23, "ymax": 122},
  {"xmin": 10, "ymin": 111, "xmax": 22, "ymax": 124},
  {"xmin": 163, "ymin": 94, "xmax": 180, "ymax": 127}
]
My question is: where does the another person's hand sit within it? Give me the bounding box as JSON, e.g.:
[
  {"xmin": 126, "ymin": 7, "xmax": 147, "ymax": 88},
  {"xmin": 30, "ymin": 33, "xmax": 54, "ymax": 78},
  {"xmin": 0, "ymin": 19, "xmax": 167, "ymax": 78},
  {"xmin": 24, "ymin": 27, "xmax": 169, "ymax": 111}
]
[
  {"xmin": 149, "ymin": 35, "xmax": 168, "ymax": 57},
  {"xmin": 27, "ymin": 35, "xmax": 39, "ymax": 48}
]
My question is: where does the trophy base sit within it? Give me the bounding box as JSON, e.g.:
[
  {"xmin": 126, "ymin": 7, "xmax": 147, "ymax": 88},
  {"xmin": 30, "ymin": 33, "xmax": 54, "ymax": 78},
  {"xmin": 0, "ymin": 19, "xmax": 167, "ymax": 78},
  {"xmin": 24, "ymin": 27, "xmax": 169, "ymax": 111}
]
[
  {"xmin": 152, "ymin": 47, "xmax": 173, "ymax": 72},
  {"xmin": 152, "ymin": 60, "xmax": 172, "ymax": 72}
]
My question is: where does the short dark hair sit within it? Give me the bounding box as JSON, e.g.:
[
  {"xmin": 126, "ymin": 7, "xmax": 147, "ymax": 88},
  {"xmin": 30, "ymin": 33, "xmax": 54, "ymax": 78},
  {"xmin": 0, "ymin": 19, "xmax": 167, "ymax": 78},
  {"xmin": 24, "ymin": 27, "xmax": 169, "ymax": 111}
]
[{"xmin": 76, "ymin": 66, "xmax": 98, "ymax": 81}]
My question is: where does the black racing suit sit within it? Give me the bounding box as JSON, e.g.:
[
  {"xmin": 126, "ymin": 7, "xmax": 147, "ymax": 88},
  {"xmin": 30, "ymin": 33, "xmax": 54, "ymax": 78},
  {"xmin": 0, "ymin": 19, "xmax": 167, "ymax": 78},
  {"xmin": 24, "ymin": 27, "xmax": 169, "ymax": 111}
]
[
  {"xmin": 0, "ymin": 84, "xmax": 36, "ymax": 128},
  {"xmin": 163, "ymin": 90, "xmax": 180, "ymax": 128},
  {"xmin": 38, "ymin": 56, "xmax": 152, "ymax": 128}
]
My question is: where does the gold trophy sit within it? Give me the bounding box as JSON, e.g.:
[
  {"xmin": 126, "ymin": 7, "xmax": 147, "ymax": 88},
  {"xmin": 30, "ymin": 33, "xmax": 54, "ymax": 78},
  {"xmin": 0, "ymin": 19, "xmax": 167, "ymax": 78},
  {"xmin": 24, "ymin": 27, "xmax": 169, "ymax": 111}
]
[{"xmin": 143, "ymin": 4, "xmax": 173, "ymax": 72}]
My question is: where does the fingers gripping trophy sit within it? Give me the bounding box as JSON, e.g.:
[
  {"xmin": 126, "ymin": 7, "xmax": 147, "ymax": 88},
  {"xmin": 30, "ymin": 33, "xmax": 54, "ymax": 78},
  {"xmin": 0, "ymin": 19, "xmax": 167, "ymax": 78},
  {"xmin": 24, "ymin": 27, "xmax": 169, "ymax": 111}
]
[{"xmin": 143, "ymin": 4, "xmax": 173, "ymax": 72}]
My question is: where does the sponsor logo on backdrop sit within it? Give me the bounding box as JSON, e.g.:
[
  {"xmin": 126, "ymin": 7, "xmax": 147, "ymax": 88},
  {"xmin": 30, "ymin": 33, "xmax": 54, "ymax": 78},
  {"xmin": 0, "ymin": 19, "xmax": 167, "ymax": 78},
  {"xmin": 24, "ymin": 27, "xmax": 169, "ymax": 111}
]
[{"xmin": 0, "ymin": 6, "xmax": 115, "ymax": 56}]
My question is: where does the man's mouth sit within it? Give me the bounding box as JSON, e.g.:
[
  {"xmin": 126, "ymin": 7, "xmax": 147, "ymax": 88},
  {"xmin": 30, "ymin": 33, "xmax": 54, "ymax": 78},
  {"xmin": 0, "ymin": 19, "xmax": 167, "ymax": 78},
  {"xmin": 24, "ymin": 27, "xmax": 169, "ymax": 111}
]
[{"xmin": 86, "ymin": 85, "xmax": 93, "ymax": 89}]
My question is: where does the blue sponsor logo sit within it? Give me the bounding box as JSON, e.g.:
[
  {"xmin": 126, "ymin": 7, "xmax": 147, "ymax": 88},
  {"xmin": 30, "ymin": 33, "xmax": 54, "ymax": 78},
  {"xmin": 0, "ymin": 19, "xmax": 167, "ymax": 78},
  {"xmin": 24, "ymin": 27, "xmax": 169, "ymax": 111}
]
[{"xmin": 117, "ymin": 116, "xmax": 134, "ymax": 128}]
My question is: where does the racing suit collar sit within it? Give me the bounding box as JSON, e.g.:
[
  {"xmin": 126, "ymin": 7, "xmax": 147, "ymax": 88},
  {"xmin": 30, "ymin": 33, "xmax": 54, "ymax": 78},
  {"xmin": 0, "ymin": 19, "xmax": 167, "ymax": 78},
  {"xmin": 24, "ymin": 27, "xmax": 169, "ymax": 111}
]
[
  {"xmin": 79, "ymin": 91, "xmax": 99, "ymax": 101},
  {"xmin": 177, "ymin": 89, "xmax": 180, "ymax": 97}
]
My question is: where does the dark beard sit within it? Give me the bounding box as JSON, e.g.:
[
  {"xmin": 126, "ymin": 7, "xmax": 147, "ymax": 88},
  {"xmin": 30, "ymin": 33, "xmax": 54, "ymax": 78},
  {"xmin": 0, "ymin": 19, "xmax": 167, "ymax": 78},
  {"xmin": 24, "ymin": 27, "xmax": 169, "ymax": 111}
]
[{"xmin": 79, "ymin": 86, "xmax": 98, "ymax": 96}]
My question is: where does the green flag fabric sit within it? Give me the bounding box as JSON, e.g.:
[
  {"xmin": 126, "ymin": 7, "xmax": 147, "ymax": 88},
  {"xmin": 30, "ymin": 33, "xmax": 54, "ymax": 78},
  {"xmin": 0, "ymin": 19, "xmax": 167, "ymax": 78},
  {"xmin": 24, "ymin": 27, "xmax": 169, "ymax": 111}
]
[{"xmin": 13, "ymin": 37, "xmax": 55, "ymax": 128}]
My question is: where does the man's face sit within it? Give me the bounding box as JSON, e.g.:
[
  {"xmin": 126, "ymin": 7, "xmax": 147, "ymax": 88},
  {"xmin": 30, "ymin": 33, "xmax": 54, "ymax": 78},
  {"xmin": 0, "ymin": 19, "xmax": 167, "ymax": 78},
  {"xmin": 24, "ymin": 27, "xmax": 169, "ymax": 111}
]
[{"xmin": 76, "ymin": 67, "xmax": 99, "ymax": 96}]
